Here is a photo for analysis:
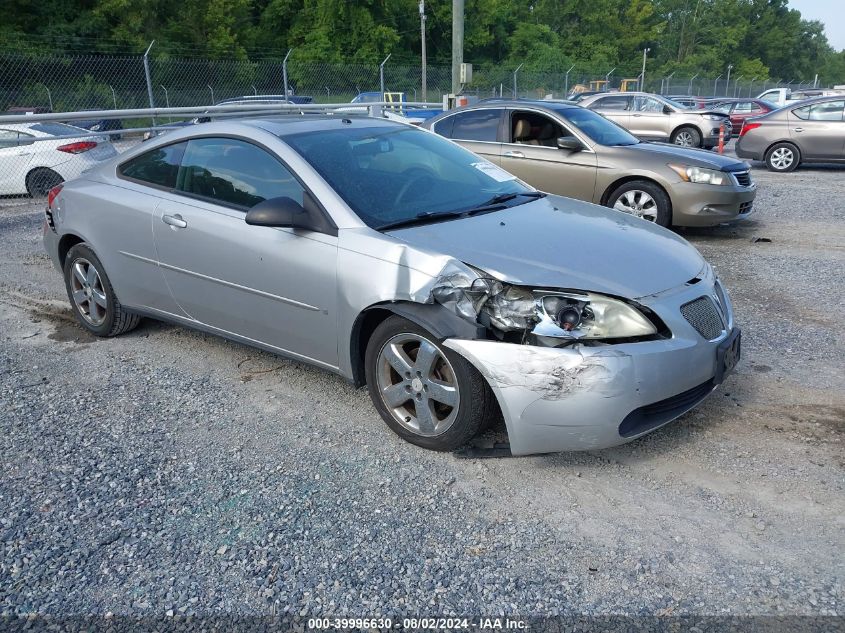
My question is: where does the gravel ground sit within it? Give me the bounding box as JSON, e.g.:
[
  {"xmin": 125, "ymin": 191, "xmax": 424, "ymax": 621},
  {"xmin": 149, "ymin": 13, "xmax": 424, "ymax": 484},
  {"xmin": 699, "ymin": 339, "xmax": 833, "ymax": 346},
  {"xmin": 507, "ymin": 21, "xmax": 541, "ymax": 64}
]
[{"xmin": 0, "ymin": 146, "xmax": 843, "ymax": 626}]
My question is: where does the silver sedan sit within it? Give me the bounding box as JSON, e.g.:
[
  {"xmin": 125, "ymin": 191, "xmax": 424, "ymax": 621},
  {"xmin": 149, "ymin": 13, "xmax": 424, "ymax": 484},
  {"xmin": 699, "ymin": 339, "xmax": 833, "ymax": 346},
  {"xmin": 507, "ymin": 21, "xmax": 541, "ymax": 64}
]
[{"xmin": 43, "ymin": 116, "xmax": 741, "ymax": 455}]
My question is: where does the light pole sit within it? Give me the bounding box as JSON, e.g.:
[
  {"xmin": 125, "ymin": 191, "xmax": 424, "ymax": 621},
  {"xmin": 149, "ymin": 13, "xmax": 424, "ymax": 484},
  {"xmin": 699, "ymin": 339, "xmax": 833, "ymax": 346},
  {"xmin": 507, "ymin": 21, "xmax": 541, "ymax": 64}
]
[
  {"xmin": 748, "ymin": 76, "xmax": 758, "ymax": 98},
  {"xmin": 419, "ymin": 0, "xmax": 427, "ymax": 101},
  {"xmin": 640, "ymin": 48, "xmax": 650, "ymax": 91},
  {"xmin": 564, "ymin": 64, "xmax": 575, "ymax": 97},
  {"xmin": 725, "ymin": 64, "xmax": 733, "ymax": 97},
  {"xmin": 379, "ymin": 53, "xmax": 391, "ymax": 94},
  {"xmin": 713, "ymin": 74, "xmax": 722, "ymax": 96},
  {"xmin": 688, "ymin": 73, "xmax": 699, "ymax": 95},
  {"xmin": 513, "ymin": 63, "xmax": 524, "ymax": 98}
]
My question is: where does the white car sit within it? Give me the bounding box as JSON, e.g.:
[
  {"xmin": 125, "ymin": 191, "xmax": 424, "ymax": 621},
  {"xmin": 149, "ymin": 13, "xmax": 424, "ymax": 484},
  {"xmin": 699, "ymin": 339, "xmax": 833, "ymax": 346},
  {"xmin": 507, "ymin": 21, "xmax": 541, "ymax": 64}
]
[{"xmin": 0, "ymin": 122, "xmax": 118, "ymax": 197}]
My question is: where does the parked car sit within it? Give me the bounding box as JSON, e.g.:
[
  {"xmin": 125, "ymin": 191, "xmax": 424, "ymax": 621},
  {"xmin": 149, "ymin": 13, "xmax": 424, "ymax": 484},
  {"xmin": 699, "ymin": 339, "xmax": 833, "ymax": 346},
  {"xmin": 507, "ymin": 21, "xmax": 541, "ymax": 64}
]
[
  {"xmin": 4, "ymin": 106, "xmax": 51, "ymax": 115},
  {"xmin": 566, "ymin": 90, "xmax": 605, "ymax": 103},
  {"xmin": 579, "ymin": 92, "xmax": 732, "ymax": 148},
  {"xmin": 736, "ymin": 96, "xmax": 845, "ymax": 172},
  {"xmin": 704, "ymin": 98, "xmax": 777, "ymax": 135},
  {"xmin": 755, "ymin": 88, "xmax": 845, "ymax": 108},
  {"xmin": 423, "ymin": 100, "xmax": 755, "ymax": 227},
  {"xmin": 43, "ymin": 116, "xmax": 740, "ymax": 456},
  {"xmin": 71, "ymin": 111, "xmax": 124, "ymax": 140},
  {"xmin": 0, "ymin": 121, "xmax": 117, "ymax": 196}
]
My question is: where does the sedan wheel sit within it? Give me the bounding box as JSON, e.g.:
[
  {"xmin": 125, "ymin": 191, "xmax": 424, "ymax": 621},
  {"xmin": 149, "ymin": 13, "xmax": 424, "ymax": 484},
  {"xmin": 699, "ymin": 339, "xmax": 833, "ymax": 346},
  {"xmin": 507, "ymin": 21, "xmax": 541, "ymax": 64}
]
[
  {"xmin": 69, "ymin": 258, "xmax": 108, "ymax": 326},
  {"xmin": 364, "ymin": 316, "xmax": 491, "ymax": 451},
  {"xmin": 765, "ymin": 143, "xmax": 799, "ymax": 172},
  {"xmin": 612, "ymin": 190, "xmax": 659, "ymax": 222}
]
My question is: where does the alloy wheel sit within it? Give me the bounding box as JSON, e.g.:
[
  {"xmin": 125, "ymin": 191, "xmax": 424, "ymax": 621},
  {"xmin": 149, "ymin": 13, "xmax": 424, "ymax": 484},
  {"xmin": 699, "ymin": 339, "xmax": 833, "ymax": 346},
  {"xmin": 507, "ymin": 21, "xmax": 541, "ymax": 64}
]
[
  {"xmin": 69, "ymin": 258, "xmax": 108, "ymax": 326},
  {"xmin": 770, "ymin": 147, "xmax": 794, "ymax": 170},
  {"xmin": 376, "ymin": 333, "xmax": 460, "ymax": 437},
  {"xmin": 612, "ymin": 190, "xmax": 659, "ymax": 222},
  {"xmin": 674, "ymin": 131, "xmax": 695, "ymax": 147}
]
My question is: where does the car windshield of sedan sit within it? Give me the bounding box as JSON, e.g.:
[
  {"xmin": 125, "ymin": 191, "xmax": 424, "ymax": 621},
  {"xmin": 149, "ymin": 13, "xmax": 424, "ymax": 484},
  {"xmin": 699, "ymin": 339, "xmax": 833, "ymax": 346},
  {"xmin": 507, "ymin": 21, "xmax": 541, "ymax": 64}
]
[
  {"xmin": 556, "ymin": 107, "xmax": 640, "ymax": 146},
  {"xmin": 284, "ymin": 126, "xmax": 534, "ymax": 229}
]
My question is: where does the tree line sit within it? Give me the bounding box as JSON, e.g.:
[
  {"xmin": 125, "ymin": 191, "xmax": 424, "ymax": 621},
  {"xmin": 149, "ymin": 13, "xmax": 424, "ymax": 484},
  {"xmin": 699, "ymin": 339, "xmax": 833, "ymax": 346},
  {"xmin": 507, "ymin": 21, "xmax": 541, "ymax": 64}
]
[{"xmin": 2, "ymin": 0, "xmax": 844, "ymax": 84}]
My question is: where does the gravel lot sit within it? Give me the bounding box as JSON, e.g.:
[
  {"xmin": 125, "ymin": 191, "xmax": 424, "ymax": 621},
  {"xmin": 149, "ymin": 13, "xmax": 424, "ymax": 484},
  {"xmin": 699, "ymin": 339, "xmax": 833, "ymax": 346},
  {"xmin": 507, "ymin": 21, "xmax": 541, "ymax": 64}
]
[{"xmin": 0, "ymin": 145, "xmax": 843, "ymax": 625}]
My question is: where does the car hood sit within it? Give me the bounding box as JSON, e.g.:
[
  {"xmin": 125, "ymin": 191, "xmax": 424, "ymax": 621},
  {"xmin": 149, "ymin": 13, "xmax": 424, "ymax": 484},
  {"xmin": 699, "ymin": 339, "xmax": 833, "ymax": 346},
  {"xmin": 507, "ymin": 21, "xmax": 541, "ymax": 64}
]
[
  {"xmin": 626, "ymin": 142, "xmax": 748, "ymax": 170},
  {"xmin": 388, "ymin": 196, "xmax": 705, "ymax": 299}
]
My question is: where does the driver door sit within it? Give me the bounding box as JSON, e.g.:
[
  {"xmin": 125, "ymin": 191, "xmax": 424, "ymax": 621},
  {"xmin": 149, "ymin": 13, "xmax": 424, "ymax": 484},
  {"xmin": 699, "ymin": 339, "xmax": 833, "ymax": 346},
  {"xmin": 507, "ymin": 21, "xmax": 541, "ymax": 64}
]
[
  {"xmin": 629, "ymin": 96, "xmax": 670, "ymax": 140},
  {"xmin": 151, "ymin": 137, "xmax": 339, "ymax": 368}
]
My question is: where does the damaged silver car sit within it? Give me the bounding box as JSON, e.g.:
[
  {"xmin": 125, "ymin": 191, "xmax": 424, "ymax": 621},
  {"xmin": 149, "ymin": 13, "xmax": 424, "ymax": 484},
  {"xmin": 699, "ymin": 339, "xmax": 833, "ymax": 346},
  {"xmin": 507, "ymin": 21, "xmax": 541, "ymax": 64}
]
[{"xmin": 43, "ymin": 116, "xmax": 741, "ymax": 455}]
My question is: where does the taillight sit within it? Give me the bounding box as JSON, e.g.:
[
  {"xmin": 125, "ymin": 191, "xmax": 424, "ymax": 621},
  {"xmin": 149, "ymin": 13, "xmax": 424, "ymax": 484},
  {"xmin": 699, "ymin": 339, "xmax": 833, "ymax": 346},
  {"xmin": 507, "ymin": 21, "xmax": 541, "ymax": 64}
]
[
  {"xmin": 740, "ymin": 122, "xmax": 762, "ymax": 137},
  {"xmin": 57, "ymin": 141, "xmax": 98, "ymax": 154},
  {"xmin": 47, "ymin": 183, "xmax": 63, "ymax": 209}
]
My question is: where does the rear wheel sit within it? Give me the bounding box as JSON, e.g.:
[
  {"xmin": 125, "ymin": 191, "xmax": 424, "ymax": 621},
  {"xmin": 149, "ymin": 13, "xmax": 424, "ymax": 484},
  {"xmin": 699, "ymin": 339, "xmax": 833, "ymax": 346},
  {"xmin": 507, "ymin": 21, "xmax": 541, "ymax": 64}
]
[
  {"xmin": 26, "ymin": 168, "xmax": 63, "ymax": 198},
  {"xmin": 765, "ymin": 142, "xmax": 799, "ymax": 172},
  {"xmin": 606, "ymin": 180, "xmax": 672, "ymax": 227},
  {"xmin": 365, "ymin": 316, "xmax": 490, "ymax": 451},
  {"xmin": 671, "ymin": 126, "xmax": 702, "ymax": 148},
  {"xmin": 63, "ymin": 243, "xmax": 141, "ymax": 337}
]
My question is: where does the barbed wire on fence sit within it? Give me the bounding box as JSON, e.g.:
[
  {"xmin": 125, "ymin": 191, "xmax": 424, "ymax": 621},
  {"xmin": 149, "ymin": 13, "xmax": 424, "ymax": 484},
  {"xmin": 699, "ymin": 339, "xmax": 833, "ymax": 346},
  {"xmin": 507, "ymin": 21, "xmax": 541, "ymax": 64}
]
[{"xmin": 1, "ymin": 52, "xmax": 827, "ymax": 115}]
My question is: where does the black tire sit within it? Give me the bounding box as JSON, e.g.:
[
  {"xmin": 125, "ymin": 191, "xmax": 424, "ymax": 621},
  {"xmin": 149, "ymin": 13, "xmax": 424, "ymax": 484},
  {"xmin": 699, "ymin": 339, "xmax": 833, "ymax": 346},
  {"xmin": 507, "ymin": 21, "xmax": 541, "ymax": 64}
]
[
  {"xmin": 606, "ymin": 180, "xmax": 672, "ymax": 227},
  {"xmin": 765, "ymin": 142, "xmax": 800, "ymax": 172},
  {"xmin": 671, "ymin": 126, "xmax": 702, "ymax": 148},
  {"xmin": 63, "ymin": 243, "xmax": 141, "ymax": 337},
  {"xmin": 26, "ymin": 168, "xmax": 63, "ymax": 198},
  {"xmin": 364, "ymin": 315, "xmax": 491, "ymax": 451}
]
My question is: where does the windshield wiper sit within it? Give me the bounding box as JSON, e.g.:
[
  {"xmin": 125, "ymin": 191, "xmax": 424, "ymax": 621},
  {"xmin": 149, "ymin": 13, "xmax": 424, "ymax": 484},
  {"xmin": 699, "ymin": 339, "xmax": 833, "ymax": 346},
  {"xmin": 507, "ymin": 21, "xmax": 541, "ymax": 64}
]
[
  {"xmin": 377, "ymin": 210, "xmax": 466, "ymax": 231},
  {"xmin": 462, "ymin": 190, "xmax": 546, "ymax": 215}
]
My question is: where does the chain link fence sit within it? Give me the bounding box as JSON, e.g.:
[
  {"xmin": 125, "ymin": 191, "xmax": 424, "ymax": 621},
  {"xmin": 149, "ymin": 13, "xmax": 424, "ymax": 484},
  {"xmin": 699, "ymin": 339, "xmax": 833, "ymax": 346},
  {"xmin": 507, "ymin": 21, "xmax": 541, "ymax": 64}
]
[{"xmin": 2, "ymin": 51, "xmax": 823, "ymax": 114}]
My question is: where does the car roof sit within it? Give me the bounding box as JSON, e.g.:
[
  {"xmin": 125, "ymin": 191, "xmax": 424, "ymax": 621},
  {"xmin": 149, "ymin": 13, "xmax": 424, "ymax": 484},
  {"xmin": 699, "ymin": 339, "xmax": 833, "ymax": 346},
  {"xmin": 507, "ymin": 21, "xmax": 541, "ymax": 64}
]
[
  {"xmin": 244, "ymin": 115, "xmax": 406, "ymax": 137},
  {"xmin": 789, "ymin": 95, "xmax": 845, "ymax": 105},
  {"xmin": 470, "ymin": 98, "xmax": 581, "ymax": 110}
]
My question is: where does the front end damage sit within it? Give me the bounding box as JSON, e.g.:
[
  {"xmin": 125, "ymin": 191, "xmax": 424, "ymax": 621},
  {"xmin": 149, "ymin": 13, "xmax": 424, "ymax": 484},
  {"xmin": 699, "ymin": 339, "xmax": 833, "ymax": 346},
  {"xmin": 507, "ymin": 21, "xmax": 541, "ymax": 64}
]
[{"xmin": 419, "ymin": 261, "xmax": 737, "ymax": 455}]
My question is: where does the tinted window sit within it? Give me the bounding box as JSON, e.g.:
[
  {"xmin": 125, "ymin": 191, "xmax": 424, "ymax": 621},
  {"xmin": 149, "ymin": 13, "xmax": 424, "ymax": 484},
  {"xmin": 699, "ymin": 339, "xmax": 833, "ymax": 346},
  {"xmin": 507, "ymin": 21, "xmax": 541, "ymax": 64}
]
[
  {"xmin": 176, "ymin": 138, "xmax": 304, "ymax": 209},
  {"xmin": 447, "ymin": 109, "xmax": 502, "ymax": 141},
  {"xmin": 557, "ymin": 107, "xmax": 639, "ymax": 146},
  {"xmin": 119, "ymin": 142, "xmax": 187, "ymax": 188},
  {"xmin": 510, "ymin": 111, "xmax": 566, "ymax": 146},
  {"xmin": 809, "ymin": 101, "xmax": 844, "ymax": 121},
  {"xmin": 588, "ymin": 95, "xmax": 632, "ymax": 111},
  {"xmin": 733, "ymin": 102, "xmax": 753, "ymax": 113},
  {"xmin": 285, "ymin": 126, "xmax": 531, "ymax": 228}
]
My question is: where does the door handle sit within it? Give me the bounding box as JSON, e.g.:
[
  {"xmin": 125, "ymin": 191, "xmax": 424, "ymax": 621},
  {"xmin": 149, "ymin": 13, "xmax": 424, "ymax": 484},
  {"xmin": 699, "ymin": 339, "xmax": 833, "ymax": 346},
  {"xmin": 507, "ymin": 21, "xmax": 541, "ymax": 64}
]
[
  {"xmin": 162, "ymin": 214, "xmax": 187, "ymax": 228},
  {"xmin": 503, "ymin": 150, "xmax": 525, "ymax": 158},
  {"xmin": 793, "ymin": 127, "xmax": 804, "ymax": 133},
  {"xmin": 632, "ymin": 113, "xmax": 642, "ymax": 117}
]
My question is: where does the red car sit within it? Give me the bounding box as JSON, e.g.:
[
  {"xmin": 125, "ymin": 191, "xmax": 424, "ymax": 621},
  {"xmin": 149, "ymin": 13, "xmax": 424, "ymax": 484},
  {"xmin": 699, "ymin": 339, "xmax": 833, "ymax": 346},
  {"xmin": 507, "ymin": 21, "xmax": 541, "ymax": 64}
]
[{"xmin": 705, "ymin": 99, "xmax": 777, "ymax": 135}]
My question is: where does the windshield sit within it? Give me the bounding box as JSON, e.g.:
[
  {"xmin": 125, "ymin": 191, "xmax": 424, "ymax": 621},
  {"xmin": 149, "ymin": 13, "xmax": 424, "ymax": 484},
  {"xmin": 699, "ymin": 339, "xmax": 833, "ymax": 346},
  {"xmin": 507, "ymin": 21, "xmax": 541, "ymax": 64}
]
[
  {"xmin": 556, "ymin": 107, "xmax": 639, "ymax": 146},
  {"xmin": 662, "ymin": 97, "xmax": 690, "ymax": 110},
  {"xmin": 352, "ymin": 93, "xmax": 382, "ymax": 104},
  {"xmin": 285, "ymin": 126, "xmax": 532, "ymax": 229}
]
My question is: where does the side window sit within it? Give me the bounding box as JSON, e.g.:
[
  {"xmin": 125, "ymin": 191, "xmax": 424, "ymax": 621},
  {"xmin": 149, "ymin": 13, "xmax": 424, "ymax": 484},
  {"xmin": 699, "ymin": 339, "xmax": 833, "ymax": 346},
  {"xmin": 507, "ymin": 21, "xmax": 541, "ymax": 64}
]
[
  {"xmin": 432, "ymin": 115, "xmax": 456, "ymax": 138},
  {"xmin": 510, "ymin": 111, "xmax": 566, "ymax": 146},
  {"xmin": 176, "ymin": 138, "xmax": 304, "ymax": 209},
  {"xmin": 0, "ymin": 130, "xmax": 17, "ymax": 149},
  {"xmin": 448, "ymin": 109, "xmax": 502, "ymax": 142},
  {"xmin": 734, "ymin": 102, "xmax": 753, "ymax": 113},
  {"xmin": 808, "ymin": 101, "xmax": 845, "ymax": 121},
  {"xmin": 792, "ymin": 106, "xmax": 810, "ymax": 120},
  {"xmin": 633, "ymin": 96, "xmax": 664, "ymax": 112},
  {"xmin": 17, "ymin": 132, "xmax": 35, "ymax": 146},
  {"xmin": 589, "ymin": 96, "xmax": 631, "ymax": 111},
  {"xmin": 119, "ymin": 142, "xmax": 187, "ymax": 189}
]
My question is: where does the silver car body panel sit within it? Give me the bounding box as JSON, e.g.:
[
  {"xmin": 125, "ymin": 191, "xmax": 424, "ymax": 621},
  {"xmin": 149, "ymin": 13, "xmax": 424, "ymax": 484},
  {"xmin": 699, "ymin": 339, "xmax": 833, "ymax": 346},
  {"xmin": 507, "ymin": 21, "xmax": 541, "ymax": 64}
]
[{"xmin": 44, "ymin": 117, "xmax": 738, "ymax": 454}]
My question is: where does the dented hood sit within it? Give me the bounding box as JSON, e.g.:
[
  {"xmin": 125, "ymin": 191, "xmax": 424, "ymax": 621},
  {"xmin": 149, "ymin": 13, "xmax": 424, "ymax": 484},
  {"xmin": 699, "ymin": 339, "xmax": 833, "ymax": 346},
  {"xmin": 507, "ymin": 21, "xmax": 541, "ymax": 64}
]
[{"xmin": 388, "ymin": 195, "xmax": 705, "ymax": 298}]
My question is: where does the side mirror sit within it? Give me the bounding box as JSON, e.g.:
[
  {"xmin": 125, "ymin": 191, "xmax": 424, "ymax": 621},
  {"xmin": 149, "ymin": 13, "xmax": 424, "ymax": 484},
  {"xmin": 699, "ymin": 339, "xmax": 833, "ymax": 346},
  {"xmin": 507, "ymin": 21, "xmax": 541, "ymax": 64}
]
[
  {"xmin": 557, "ymin": 136, "xmax": 584, "ymax": 151},
  {"xmin": 663, "ymin": 105, "xmax": 673, "ymax": 114},
  {"xmin": 245, "ymin": 193, "xmax": 337, "ymax": 236}
]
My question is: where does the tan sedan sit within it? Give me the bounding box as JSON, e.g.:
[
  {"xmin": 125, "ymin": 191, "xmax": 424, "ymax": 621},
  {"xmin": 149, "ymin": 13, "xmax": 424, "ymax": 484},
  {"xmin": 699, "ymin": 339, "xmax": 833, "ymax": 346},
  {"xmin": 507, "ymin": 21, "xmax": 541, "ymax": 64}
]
[{"xmin": 423, "ymin": 100, "xmax": 755, "ymax": 228}]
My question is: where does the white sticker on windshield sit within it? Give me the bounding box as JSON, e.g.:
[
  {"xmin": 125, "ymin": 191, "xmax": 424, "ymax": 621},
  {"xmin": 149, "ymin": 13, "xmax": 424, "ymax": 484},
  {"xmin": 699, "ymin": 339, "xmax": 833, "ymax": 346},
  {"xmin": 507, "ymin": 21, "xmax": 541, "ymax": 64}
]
[{"xmin": 471, "ymin": 161, "xmax": 516, "ymax": 182}]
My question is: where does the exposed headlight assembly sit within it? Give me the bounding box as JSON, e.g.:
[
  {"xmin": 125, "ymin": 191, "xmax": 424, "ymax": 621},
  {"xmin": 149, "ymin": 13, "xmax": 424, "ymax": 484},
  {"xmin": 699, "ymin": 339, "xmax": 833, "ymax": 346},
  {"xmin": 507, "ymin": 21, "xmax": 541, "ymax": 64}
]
[
  {"xmin": 531, "ymin": 291, "xmax": 657, "ymax": 341},
  {"xmin": 668, "ymin": 164, "xmax": 730, "ymax": 186}
]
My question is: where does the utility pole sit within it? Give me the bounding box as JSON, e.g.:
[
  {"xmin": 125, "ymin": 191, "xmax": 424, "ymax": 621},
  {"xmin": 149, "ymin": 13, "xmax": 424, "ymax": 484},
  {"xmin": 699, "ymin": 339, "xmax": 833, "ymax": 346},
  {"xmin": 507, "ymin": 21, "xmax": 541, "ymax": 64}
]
[
  {"xmin": 419, "ymin": 0, "xmax": 427, "ymax": 102},
  {"xmin": 451, "ymin": 0, "xmax": 464, "ymax": 95},
  {"xmin": 640, "ymin": 48, "xmax": 650, "ymax": 91}
]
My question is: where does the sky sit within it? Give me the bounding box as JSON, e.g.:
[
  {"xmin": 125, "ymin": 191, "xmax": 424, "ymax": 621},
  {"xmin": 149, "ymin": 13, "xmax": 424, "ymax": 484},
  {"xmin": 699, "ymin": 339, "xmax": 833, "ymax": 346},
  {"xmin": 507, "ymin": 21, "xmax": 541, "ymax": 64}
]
[{"xmin": 790, "ymin": 0, "xmax": 844, "ymax": 51}]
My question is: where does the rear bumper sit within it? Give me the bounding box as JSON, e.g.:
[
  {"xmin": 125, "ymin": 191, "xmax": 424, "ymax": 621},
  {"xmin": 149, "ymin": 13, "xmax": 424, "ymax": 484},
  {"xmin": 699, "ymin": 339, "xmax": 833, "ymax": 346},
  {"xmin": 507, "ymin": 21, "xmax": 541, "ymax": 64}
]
[{"xmin": 445, "ymin": 273, "xmax": 738, "ymax": 455}]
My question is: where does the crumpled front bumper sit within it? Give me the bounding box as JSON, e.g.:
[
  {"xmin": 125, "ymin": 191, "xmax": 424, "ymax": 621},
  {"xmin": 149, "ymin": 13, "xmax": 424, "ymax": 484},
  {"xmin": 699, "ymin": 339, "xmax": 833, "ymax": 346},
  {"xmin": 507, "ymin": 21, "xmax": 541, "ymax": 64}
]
[{"xmin": 445, "ymin": 271, "xmax": 737, "ymax": 455}]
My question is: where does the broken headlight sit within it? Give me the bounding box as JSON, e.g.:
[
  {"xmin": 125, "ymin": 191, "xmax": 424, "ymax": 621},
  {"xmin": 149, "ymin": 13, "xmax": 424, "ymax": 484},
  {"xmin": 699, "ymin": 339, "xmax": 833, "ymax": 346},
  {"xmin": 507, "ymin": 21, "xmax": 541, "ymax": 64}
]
[{"xmin": 531, "ymin": 291, "xmax": 657, "ymax": 340}]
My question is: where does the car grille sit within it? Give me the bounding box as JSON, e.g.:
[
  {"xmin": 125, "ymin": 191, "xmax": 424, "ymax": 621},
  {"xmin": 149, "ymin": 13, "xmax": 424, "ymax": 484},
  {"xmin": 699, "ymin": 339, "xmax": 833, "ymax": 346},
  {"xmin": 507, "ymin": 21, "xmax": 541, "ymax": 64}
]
[
  {"xmin": 618, "ymin": 379, "xmax": 715, "ymax": 438},
  {"xmin": 681, "ymin": 296, "xmax": 724, "ymax": 340},
  {"xmin": 733, "ymin": 171, "xmax": 752, "ymax": 187}
]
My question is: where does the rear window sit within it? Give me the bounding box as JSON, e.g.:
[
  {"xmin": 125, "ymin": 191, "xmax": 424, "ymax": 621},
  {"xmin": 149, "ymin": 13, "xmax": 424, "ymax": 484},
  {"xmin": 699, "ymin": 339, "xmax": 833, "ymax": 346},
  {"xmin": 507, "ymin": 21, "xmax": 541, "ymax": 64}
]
[
  {"xmin": 119, "ymin": 142, "xmax": 187, "ymax": 189},
  {"xmin": 30, "ymin": 122, "xmax": 87, "ymax": 136}
]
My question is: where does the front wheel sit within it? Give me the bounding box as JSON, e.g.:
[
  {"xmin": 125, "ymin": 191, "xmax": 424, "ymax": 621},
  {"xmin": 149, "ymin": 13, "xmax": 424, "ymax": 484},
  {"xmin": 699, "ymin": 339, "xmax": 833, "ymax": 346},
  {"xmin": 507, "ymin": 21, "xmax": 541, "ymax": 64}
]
[
  {"xmin": 765, "ymin": 143, "xmax": 800, "ymax": 172},
  {"xmin": 364, "ymin": 316, "xmax": 490, "ymax": 451},
  {"xmin": 671, "ymin": 126, "xmax": 702, "ymax": 148},
  {"xmin": 606, "ymin": 180, "xmax": 672, "ymax": 227},
  {"xmin": 63, "ymin": 243, "xmax": 141, "ymax": 337}
]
